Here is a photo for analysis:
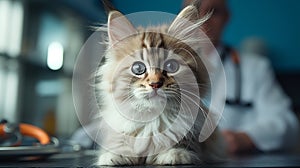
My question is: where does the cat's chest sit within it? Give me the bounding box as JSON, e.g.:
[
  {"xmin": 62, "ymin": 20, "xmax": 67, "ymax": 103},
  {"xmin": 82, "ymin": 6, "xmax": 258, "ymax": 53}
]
[{"xmin": 103, "ymin": 107, "xmax": 174, "ymax": 135}]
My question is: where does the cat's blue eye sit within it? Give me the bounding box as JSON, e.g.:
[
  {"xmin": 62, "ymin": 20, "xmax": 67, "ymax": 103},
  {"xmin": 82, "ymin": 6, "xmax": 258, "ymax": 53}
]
[
  {"xmin": 131, "ymin": 61, "xmax": 146, "ymax": 75},
  {"xmin": 164, "ymin": 59, "xmax": 179, "ymax": 73}
]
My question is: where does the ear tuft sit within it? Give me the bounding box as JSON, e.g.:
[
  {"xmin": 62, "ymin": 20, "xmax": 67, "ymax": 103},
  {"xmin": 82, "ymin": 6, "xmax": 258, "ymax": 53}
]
[
  {"xmin": 169, "ymin": 5, "xmax": 199, "ymax": 33},
  {"xmin": 168, "ymin": 5, "xmax": 211, "ymax": 48},
  {"xmin": 177, "ymin": 5, "xmax": 199, "ymax": 22}
]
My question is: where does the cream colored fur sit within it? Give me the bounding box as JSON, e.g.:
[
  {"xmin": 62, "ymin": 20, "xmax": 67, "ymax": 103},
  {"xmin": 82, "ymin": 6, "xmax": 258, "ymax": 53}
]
[{"xmin": 95, "ymin": 5, "xmax": 226, "ymax": 166}]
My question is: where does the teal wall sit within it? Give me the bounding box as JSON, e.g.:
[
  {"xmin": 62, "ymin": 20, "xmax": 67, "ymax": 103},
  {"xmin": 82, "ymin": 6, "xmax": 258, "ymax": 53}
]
[
  {"xmin": 112, "ymin": 0, "xmax": 183, "ymax": 14},
  {"xmin": 224, "ymin": 0, "xmax": 300, "ymax": 72},
  {"xmin": 111, "ymin": 0, "xmax": 300, "ymax": 72}
]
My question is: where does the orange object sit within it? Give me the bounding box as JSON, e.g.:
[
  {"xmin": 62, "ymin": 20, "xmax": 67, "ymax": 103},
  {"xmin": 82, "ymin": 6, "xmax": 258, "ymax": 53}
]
[
  {"xmin": 0, "ymin": 124, "xmax": 4, "ymax": 135},
  {"xmin": 230, "ymin": 49, "xmax": 240, "ymax": 64},
  {"xmin": 0, "ymin": 123, "xmax": 50, "ymax": 145}
]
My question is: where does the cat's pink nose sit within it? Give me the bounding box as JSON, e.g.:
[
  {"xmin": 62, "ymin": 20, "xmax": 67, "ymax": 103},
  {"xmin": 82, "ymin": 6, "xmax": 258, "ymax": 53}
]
[{"xmin": 149, "ymin": 81, "xmax": 163, "ymax": 89}]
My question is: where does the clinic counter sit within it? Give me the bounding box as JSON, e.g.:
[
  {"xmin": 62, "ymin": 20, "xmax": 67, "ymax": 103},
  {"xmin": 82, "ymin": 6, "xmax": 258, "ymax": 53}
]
[{"xmin": 1, "ymin": 150, "xmax": 300, "ymax": 167}]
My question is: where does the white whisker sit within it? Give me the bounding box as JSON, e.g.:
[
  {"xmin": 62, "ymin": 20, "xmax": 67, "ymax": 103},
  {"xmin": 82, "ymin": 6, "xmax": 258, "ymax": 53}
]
[{"xmin": 179, "ymin": 90, "xmax": 215, "ymax": 131}]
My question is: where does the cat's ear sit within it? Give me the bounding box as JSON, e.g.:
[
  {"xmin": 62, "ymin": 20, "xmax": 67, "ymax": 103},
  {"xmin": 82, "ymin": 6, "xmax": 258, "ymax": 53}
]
[
  {"xmin": 168, "ymin": 5, "xmax": 210, "ymax": 41},
  {"xmin": 171, "ymin": 5, "xmax": 199, "ymax": 26},
  {"xmin": 108, "ymin": 11, "xmax": 137, "ymax": 45}
]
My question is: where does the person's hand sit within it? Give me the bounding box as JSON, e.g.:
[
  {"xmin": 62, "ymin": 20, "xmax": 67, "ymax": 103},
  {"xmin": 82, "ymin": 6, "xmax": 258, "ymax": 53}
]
[{"xmin": 221, "ymin": 130, "xmax": 256, "ymax": 154}]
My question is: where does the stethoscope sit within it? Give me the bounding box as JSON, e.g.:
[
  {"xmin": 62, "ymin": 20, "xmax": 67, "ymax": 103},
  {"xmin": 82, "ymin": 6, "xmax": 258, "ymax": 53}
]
[
  {"xmin": 220, "ymin": 46, "xmax": 253, "ymax": 108},
  {"xmin": 0, "ymin": 119, "xmax": 81, "ymax": 160}
]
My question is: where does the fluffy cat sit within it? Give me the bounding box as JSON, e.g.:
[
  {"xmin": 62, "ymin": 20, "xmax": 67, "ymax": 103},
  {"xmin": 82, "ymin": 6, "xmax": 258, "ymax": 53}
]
[{"xmin": 95, "ymin": 5, "xmax": 226, "ymax": 166}]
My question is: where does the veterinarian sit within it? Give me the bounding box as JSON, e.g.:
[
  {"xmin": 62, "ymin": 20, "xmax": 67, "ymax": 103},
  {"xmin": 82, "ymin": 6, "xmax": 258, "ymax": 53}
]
[{"xmin": 183, "ymin": 0, "xmax": 299, "ymax": 154}]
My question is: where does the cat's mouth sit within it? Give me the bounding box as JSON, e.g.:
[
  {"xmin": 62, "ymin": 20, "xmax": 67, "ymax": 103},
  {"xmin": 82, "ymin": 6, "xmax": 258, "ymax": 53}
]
[{"xmin": 147, "ymin": 89, "xmax": 166, "ymax": 99}]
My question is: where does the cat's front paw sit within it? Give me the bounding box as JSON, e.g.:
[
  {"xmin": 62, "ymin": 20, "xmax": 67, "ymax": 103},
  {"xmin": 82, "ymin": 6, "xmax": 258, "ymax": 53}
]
[
  {"xmin": 97, "ymin": 152, "xmax": 137, "ymax": 166},
  {"xmin": 153, "ymin": 148, "xmax": 199, "ymax": 165}
]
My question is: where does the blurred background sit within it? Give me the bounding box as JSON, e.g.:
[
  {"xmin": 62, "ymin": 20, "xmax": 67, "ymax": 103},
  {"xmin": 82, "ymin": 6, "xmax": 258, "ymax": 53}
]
[{"xmin": 0, "ymin": 0, "xmax": 299, "ymax": 139}]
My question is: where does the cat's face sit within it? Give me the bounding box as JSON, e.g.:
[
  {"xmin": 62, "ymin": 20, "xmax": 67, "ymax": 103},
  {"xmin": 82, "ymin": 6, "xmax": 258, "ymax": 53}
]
[{"xmin": 99, "ymin": 6, "xmax": 210, "ymax": 118}]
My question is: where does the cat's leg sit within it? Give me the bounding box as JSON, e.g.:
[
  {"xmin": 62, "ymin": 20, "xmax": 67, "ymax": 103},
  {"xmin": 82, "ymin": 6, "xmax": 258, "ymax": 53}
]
[
  {"xmin": 97, "ymin": 152, "xmax": 140, "ymax": 166},
  {"xmin": 150, "ymin": 148, "xmax": 200, "ymax": 165}
]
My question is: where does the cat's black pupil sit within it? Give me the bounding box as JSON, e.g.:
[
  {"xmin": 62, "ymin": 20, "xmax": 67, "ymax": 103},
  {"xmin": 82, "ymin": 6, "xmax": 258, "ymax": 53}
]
[
  {"xmin": 164, "ymin": 59, "xmax": 179, "ymax": 73},
  {"xmin": 131, "ymin": 61, "xmax": 146, "ymax": 75}
]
